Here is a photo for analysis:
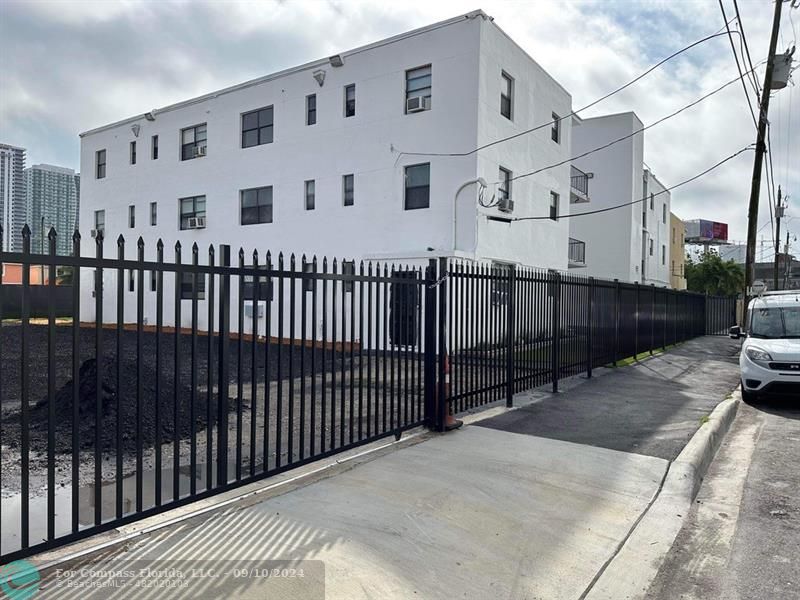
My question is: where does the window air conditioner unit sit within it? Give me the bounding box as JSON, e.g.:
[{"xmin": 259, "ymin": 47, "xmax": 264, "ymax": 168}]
[
  {"xmin": 187, "ymin": 217, "xmax": 198, "ymax": 229},
  {"xmin": 195, "ymin": 216, "xmax": 206, "ymax": 228},
  {"xmin": 406, "ymin": 96, "xmax": 430, "ymax": 113},
  {"xmin": 197, "ymin": 145, "xmax": 206, "ymax": 156},
  {"xmin": 90, "ymin": 229, "xmax": 97, "ymax": 238},
  {"xmin": 498, "ymin": 198, "xmax": 515, "ymax": 213}
]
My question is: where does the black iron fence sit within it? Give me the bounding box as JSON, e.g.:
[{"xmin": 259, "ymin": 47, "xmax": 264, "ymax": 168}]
[
  {"xmin": 445, "ymin": 260, "xmax": 735, "ymax": 414},
  {"xmin": 0, "ymin": 226, "xmax": 736, "ymax": 563}
]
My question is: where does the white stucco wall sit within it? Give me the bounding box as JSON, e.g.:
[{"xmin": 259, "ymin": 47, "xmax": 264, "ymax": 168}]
[
  {"xmin": 473, "ymin": 18, "xmax": 572, "ymax": 271},
  {"xmin": 570, "ymin": 112, "xmax": 644, "ymax": 283},
  {"xmin": 77, "ymin": 10, "xmax": 573, "ymax": 333},
  {"xmin": 642, "ymin": 169, "xmax": 671, "ymax": 287}
]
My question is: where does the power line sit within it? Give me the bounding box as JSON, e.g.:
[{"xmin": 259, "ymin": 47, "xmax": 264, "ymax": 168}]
[
  {"xmin": 719, "ymin": 0, "xmax": 759, "ymax": 129},
  {"xmin": 395, "ymin": 29, "xmax": 743, "ymax": 159},
  {"xmin": 506, "ymin": 145, "xmax": 753, "ymax": 221},
  {"xmin": 496, "ymin": 63, "xmax": 762, "ymax": 188},
  {"xmin": 733, "ymin": 0, "xmax": 764, "ymax": 97}
]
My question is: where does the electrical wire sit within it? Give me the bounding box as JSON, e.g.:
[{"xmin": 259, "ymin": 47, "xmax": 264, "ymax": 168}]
[
  {"xmin": 719, "ymin": 0, "xmax": 759, "ymax": 130},
  {"xmin": 504, "ymin": 145, "xmax": 753, "ymax": 221},
  {"xmin": 486, "ymin": 63, "xmax": 763, "ymax": 190},
  {"xmin": 733, "ymin": 0, "xmax": 764, "ymax": 98},
  {"xmin": 395, "ymin": 29, "xmax": 743, "ymax": 159}
]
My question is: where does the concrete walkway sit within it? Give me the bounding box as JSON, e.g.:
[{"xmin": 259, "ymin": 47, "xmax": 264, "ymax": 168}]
[{"xmin": 34, "ymin": 337, "xmax": 741, "ymax": 599}]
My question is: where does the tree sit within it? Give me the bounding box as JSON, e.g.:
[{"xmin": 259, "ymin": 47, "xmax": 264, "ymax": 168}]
[{"xmin": 685, "ymin": 252, "xmax": 743, "ymax": 296}]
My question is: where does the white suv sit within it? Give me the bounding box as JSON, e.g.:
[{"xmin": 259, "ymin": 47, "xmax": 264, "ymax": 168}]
[{"xmin": 730, "ymin": 290, "xmax": 800, "ymax": 400}]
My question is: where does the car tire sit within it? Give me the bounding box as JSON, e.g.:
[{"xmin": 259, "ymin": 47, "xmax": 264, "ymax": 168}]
[{"xmin": 740, "ymin": 381, "xmax": 759, "ymax": 404}]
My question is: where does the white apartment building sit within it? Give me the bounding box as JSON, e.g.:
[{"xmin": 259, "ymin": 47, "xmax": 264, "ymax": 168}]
[
  {"xmin": 0, "ymin": 143, "xmax": 27, "ymax": 252},
  {"xmin": 78, "ymin": 10, "xmax": 575, "ymax": 329},
  {"xmin": 569, "ymin": 112, "xmax": 671, "ymax": 287}
]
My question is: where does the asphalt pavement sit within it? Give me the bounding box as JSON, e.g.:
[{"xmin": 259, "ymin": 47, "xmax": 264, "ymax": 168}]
[
  {"xmin": 477, "ymin": 336, "xmax": 741, "ymax": 460},
  {"xmin": 646, "ymin": 395, "xmax": 800, "ymax": 600}
]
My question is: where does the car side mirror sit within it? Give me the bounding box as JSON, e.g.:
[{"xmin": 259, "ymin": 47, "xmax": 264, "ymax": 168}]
[{"xmin": 729, "ymin": 325, "xmax": 742, "ymax": 339}]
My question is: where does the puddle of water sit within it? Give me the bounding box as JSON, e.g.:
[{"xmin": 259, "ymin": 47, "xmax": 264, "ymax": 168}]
[{"xmin": 1, "ymin": 455, "xmax": 265, "ymax": 557}]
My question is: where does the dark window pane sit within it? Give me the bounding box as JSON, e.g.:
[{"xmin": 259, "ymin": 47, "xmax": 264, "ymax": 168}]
[
  {"xmin": 501, "ymin": 96, "xmax": 511, "ymax": 119},
  {"xmin": 242, "ymin": 189, "xmax": 258, "ymax": 207},
  {"xmin": 259, "ymin": 125, "xmax": 273, "ymax": 144},
  {"xmin": 407, "ymin": 75, "xmax": 432, "ymax": 92},
  {"xmin": 241, "ymin": 207, "xmax": 260, "ymax": 225},
  {"xmin": 259, "ymin": 205, "xmax": 272, "ymax": 223},
  {"xmin": 242, "ymin": 130, "xmax": 259, "ymax": 148},
  {"xmin": 242, "ymin": 111, "xmax": 258, "ymax": 130},
  {"xmin": 257, "ymin": 187, "xmax": 272, "ymax": 205},
  {"xmin": 405, "ymin": 163, "xmax": 430, "ymax": 187},
  {"xmin": 405, "ymin": 186, "xmax": 430, "ymax": 210},
  {"xmin": 259, "ymin": 108, "xmax": 273, "ymax": 127}
]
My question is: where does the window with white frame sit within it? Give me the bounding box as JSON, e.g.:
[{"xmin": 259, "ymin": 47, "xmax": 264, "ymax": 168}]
[
  {"xmin": 96, "ymin": 150, "xmax": 106, "ymax": 179},
  {"xmin": 179, "ymin": 196, "xmax": 206, "ymax": 230},
  {"xmin": 180, "ymin": 271, "xmax": 205, "ymax": 300},
  {"xmin": 151, "ymin": 135, "xmax": 159, "ymax": 160},
  {"xmin": 305, "ymin": 180, "xmax": 315, "ymax": 210},
  {"xmin": 241, "ymin": 186, "xmax": 273, "ymax": 225},
  {"xmin": 242, "ymin": 107, "xmax": 273, "ymax": 148},
  {"xmin": 551, "ymin": 113, "xmax": 561, "ymax": 143},
  {"xmin": 150, "ymin": 201, "xmax": 157, "ymax": 226},
  {"xmin": 130, "ymin": 141, "xmax": 137, "ymax": 165},
  {"xmin": 344, "ymin": 85, "xmax": 355, "ymax": 117},
  {"xmin": 499, "ymin": 167, "xmax": 512, "ymax": 202},
  {"xmin": 405, "ymin": 65, "xmax": 432, "ymax": 111},
  {"xmin": 549, "ymin": 191, "xmax": 559, "ymax": 221},
  {"xmin": 404, "ymin": 163, "xmax": 430, "ymax": 210},
  {"xmin": 306, "ymin": 94, "xmax": 316, "ymax": 125},
  {"xmin": 500, "ymin": 72, "xmax": 513, "ymax": 120},
  {"xmin": 181, "ymin": 124, "xmax": 207, "ymax": 160},
  {"xmin": 94, "ymin": 209, "xmax": 105, "ymax": 232},
  {"xmin": 342, "ymin": 174, "xmax": 354, "ymax": 206},
  {"xmin": 128, "ymin": 205, "xmax": 135, "ymax": 228}
]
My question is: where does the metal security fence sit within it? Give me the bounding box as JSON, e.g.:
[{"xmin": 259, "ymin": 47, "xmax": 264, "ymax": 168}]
[
  {"xmin": 444, "ymin": 259, "xmax": 733, "ymax": 415},
  {"xmin": 0, "ymin": 227, "xmax": 736, "ymax": 563},
  {"xmin": 0, "ymin": 227, "xmax": 435, "ymax": 562}
]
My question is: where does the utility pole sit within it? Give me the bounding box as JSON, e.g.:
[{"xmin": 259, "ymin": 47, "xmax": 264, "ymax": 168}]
[
  {"xmin": 773, "ymin": 185, "xmax": 783, "ymax": 290},
  {"xmin": 744, "ymin": 0, "xmax": 784, "ymax": 302}
]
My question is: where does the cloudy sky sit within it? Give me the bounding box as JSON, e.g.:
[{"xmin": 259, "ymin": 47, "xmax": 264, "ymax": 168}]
[{"xmin": 1, "ymin": 0, "xmax": 797, "ymax": 257}]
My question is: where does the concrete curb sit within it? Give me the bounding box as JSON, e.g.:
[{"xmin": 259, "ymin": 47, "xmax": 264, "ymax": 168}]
[{"xmin": 584, "ymin": 391, "xmax": 740, "ymax": 600}]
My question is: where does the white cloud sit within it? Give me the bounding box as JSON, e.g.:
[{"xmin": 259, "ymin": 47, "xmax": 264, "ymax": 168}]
[{"xmin": 0, "ymin": 0, "xmax": 797, "ymax": 248}]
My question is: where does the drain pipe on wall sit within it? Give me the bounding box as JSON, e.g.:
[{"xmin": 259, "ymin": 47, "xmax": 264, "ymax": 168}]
[{"xmin": 453, "ymin": 178, "xmax": 488, "ymax": 254}]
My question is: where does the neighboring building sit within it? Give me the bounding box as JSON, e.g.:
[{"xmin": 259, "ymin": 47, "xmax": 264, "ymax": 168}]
[
  {"xmin": 78, "ymin": 10, "xmax": 575, "ymax": 329},
  {"xmin": 670, "ymin": 213, "xmax": 686, "ymax": 290},
  {"xmin": 24, "ymin": 164, "xmax": 80, "ymax": 255},
  {"xmin": 569, "ymin": 112, "xmax": 671, "ymax": 287},
  {"xmin": 0, "ymin": 143, "xmax": 27, "ymax": 252}
]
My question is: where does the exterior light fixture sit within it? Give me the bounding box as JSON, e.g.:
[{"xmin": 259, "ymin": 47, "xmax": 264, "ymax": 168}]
[
  {"xmin": 131, "ymin": 123, "xmax": 140, "ymax": 137},
  {"xmin": 144, "ymin": 111, "xmax": 156, "ymax": 121},
  {"xmin": 328, "ymin": 54, "xmax": 344, "ymax": 67},
  {"xmin": 313, "ymin": 69, "xmax": 326, "ymax": 87}
]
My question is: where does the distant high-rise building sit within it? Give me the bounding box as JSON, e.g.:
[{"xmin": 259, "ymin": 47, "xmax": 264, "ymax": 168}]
[
  {"xmin": 0, "ymin": 143, "xmax": 27, "ymax": 252},
  {"xmin": 24, "ymin": 164, "xmax": 80, "ymax": 255}
]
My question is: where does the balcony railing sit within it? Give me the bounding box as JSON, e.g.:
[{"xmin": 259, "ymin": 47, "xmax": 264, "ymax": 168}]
[
  {"xmin": 570, "ymin": 165, "xmax": 590, "ymax": 203},
  {"xmin": 568, "ymin": 237, "xmax": 586, "ymax": 267}
]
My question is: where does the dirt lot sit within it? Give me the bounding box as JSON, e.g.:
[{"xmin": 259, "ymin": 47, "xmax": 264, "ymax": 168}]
[{"xmin": 0, "ymin": 323, "xmax": 426, "ymax": 498}]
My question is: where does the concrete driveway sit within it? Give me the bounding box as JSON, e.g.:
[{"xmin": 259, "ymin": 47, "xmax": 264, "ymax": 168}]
[{"xmin": 33, "ymin": 337, "xmax": 741, "ymax": 599}]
